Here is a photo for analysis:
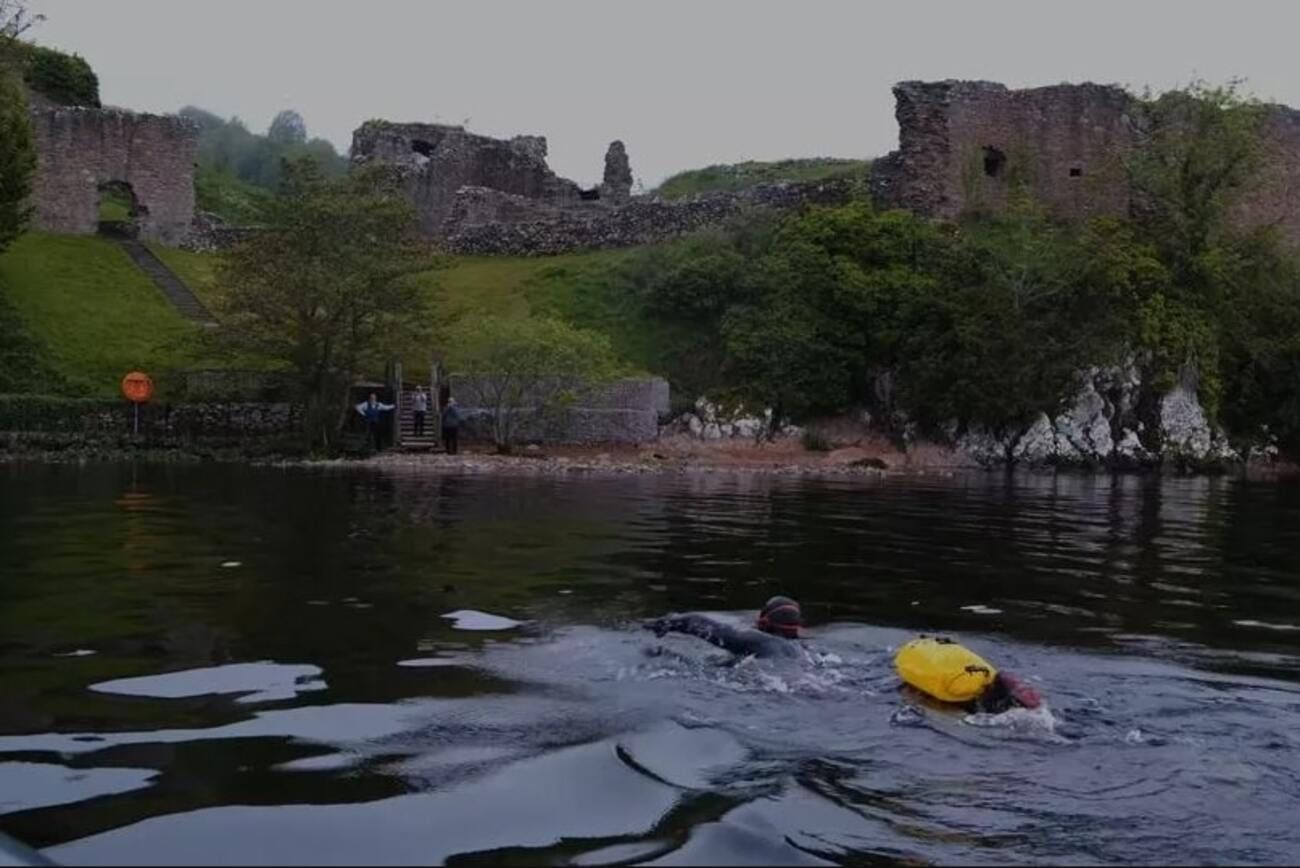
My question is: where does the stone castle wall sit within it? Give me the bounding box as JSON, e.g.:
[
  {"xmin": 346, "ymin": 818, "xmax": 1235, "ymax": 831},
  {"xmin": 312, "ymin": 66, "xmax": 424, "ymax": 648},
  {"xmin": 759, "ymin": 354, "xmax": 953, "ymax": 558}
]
[
  {"xmin": 351, "ymin": 117, "xmax": 867, "ymax": 255},
  {"xmin": 444, "ymin": 178, "xmax": 860, "ymax": 256},
  {"xmin": 28, "ymin": 106, "xmax": 198, "ymax": 244},
  {"xmin": 870, "ymin": 80, "xmax": 1136, "ymax": 222},
  {"xmin": 349, "ymin": 121, "xmax": 584, "ymax": 239},
  {"xmin": 870, "ymin": 79, "xmax": 1300, "ymax": 246}
]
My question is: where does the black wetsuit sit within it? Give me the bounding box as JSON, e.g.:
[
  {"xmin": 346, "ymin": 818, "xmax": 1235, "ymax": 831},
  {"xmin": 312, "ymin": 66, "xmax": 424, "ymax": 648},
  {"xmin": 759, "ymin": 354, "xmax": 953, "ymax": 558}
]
[
  {"xmin": 965, "ymin": 679, "xmax": 1016, "ymax": 714},
  {"xmin": 648, "ymin": 613, "xmax": 802, "ymax": 659}
]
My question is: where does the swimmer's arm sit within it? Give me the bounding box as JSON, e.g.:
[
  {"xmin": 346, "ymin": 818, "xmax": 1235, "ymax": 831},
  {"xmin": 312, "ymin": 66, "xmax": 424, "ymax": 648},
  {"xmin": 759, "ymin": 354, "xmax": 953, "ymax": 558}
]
[{"xmin": 646, "ymin": 613, "xmax": 753, "ymax": 654}]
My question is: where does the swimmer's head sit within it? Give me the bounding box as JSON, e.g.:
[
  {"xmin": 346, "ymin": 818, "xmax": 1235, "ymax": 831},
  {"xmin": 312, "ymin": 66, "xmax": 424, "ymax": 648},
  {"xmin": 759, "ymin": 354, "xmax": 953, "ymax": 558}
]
[
  {"xmin": 756, "ymin": 596, "xmax": 802, "ymax": 639},
  {"xmin": 995, "ymin": 672, "xmax": 1042, "ymax": 710}
]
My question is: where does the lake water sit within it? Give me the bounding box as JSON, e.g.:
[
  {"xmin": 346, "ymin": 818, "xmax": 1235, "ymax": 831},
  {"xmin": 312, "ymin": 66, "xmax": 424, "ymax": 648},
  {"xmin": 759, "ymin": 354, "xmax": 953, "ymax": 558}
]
[{"xmin": 1, "ymin": 463, "xmax": 1299, "ymax": 865}]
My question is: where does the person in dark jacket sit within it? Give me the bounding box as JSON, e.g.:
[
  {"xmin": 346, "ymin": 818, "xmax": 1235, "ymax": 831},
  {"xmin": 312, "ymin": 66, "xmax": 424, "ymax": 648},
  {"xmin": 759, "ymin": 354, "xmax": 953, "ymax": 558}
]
[
  {"xmin": 355, "ymin": 392, "xmax": 395, "ymax": 452},
  {"xmin": 645, "ymin": 596, "xmax": 805, "ymax": 660},
  {"xmin": 441, "ymin": 398, "xmax": 463, "ymax": 455}
]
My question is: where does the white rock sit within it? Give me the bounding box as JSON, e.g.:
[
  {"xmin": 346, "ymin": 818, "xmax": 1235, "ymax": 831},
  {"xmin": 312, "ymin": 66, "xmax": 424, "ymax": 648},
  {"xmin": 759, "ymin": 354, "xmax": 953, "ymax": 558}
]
[
  {"xmin": 1160, "ymin": 384, "xmax": 1213, "ymax": 459},
  {"xmin": 1053, "ymin": 379, "xmax": 1113, "ymax": 458},
  {"xmin": 1115, "ymin": 429, "xmax": 1147, "ymax": 461},
  {"xmin": 1011, "ymin": 413, "xmax": 1056, "ymax": 464},
  {"xmin": 958, "ymin": 426, "xmax": 1009, "ymax": 465}
]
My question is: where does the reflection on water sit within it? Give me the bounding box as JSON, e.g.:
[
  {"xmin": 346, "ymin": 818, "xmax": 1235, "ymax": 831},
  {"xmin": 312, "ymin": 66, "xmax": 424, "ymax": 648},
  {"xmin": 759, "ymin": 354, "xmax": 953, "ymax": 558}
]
[{"xmin": 2, "ymin": 463, "xmax": 1300, "ymax": 864}]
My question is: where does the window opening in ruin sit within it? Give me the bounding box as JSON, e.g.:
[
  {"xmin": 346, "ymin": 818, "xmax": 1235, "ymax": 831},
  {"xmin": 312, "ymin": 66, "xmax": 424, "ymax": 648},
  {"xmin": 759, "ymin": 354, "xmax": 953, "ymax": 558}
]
[
  {"xmin": 96, "ymin": 181, "xmax": 146, "ymax": 239},
  {"xmin": 410, "ymin": 139, "xmax": 437, "ymax": 158},
  {"xmin": 579, "ymin": 188, "xmax": 601, "ymax": 201},
  {"xmin": 982, "ymin": 146, "xmax": 1007, "ymax": 178},
  {"xmin": 1069, "ymin": 166, "xmax": 1083, "ymax": 178}
]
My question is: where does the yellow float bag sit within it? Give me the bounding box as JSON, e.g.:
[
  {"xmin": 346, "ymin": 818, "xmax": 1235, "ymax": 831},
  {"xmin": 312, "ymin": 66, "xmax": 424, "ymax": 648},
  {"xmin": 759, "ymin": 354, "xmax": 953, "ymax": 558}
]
[{"xmin": 894, "ymin": 636, "xmax": 997, "ymax": 703}]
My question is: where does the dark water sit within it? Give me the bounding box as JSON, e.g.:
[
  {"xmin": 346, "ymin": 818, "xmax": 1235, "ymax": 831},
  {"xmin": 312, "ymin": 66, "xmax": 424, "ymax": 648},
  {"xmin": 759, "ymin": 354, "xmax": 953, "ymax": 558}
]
[{"xmin": 2, "ymin": 464, "xmax": 1300, "ymax": 866}]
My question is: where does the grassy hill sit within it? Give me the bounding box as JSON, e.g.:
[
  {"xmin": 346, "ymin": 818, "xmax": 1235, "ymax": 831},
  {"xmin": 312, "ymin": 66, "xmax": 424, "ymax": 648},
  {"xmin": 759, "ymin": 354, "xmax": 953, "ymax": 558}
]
[
  {"xmin": 655, "ymin": 158, "xmax": 870, "ymax": 200},
  {"xmin": 0, "ymin": 234, "xmax": 217, "ymax": 396}
]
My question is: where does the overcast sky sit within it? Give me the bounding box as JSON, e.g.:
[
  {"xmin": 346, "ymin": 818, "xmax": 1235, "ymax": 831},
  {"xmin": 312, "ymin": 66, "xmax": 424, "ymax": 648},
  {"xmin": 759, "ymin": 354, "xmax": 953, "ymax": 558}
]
[{"xmin": 26, "ymin": 1, "xmax": 1300, "ymax": 188}]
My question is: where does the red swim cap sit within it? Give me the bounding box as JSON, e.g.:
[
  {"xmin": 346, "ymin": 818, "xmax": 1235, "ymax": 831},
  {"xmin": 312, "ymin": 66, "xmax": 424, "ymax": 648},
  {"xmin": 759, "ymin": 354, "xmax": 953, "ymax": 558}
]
[
  {"xmin": 756, "ymin": 596, "xmax": 802, "ymax": 638},
  {"xmin": 999, "ymin": 673, "xmax": 1042, "ymax": 710}
]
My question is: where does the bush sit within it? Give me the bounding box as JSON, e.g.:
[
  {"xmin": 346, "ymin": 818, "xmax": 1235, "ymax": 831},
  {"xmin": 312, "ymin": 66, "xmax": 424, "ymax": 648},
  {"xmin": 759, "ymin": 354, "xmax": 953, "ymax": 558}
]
[{"xmin": 20, "ymin": 44, "xmax": 99, "ymax": 107}]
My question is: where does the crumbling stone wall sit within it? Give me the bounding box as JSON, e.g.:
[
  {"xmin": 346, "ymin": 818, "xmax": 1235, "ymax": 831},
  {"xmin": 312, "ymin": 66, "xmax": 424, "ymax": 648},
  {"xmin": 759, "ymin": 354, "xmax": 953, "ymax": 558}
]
[
  {"xmin": 870, "ymin": 80, "xmax": 1135, "ymax": 222},
  {"xmin": 350, "ymin": 121, "xmax": 586, "ymax": 238},
  {"xmin": 352, "ymin": 116, "xmax": 869, "ymax": 254},
  {"xmin": 445, "ymin": 177, "xmax": 860, "ymax": 256},
  {"xmin": 28, "ymin": 106, "xmax": 198, "ymax": 244},
  {"xmin": 871, "ymin": 79, "xmax": 1300, "ymax": 246}
]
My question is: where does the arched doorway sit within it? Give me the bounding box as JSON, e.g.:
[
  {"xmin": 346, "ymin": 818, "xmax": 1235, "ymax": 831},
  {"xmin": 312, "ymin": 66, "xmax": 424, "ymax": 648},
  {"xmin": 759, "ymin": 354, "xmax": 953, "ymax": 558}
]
[{"xmin": 97, "ymin": 181, "xmax": 148, "ymax": 238}]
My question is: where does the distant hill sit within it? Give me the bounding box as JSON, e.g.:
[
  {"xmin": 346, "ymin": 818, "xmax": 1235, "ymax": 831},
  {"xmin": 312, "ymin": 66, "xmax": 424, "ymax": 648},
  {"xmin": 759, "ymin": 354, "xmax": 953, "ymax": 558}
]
[{"xmin": 654, "ymin": 158, "xmax": 870, "ymax": 200}]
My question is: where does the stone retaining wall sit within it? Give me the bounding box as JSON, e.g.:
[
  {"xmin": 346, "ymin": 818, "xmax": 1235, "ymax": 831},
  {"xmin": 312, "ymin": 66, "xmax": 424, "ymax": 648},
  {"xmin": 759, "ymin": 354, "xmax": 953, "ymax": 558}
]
[
  {"xmin": 0, "ymin": 397, "xmax": 296, "ymax": 444},
  {"xmin": 448, "ymin": 375, "xmax": 669, "ymax": 444}
]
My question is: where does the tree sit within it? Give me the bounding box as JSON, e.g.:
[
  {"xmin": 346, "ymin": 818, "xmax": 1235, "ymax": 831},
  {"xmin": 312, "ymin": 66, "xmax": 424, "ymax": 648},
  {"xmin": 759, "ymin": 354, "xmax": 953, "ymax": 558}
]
[
  {"xmin": 1125, "ymin": 81, "xmax": 1267, "ymax": 286},
  {"xmin": 0, "ymin": 0, "xmax": 42, "ymax": 48},
  {"xmin": 0, "ymin": 56, "xmax": 35, "ymax": 254},
  {"xmin": 447, "ymin": 315, "xmax": 622, "ymax": 453},
  {"xmin": 213, "ymin": 158, "xmax": 442, "ymax": 452},
  {"xmin": 267, "ymin": 109, "xmax": 307, "ymax": 146}
]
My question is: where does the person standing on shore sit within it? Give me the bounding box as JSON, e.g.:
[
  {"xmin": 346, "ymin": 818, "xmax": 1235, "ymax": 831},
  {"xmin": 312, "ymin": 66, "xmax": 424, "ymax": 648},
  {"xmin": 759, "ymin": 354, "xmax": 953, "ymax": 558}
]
[
  {"xmin": 356, "ymin": 392, "xmax": 395, "ymax": 452},
  {"xmin": 412, "ymin": 386, "xmax": 429, "ymax": 438},
  {"xmin": 442, "ymin": 397, "xmax": 463, "ymax": 455}
]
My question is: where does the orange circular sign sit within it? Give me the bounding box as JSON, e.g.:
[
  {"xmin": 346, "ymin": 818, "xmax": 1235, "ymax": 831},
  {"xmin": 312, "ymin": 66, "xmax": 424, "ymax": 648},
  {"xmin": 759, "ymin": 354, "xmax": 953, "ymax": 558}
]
[{"xmin": 121, "ymin": 371, "xmax": 154, "ymax": 404}]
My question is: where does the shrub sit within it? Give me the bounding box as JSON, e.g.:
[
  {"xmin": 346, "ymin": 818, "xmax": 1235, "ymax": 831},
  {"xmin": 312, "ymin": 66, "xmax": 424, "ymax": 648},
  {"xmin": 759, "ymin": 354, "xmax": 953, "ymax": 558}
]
[{"xmin": 20, "ymin": 44, "xmax": 98, "ymax": 107}]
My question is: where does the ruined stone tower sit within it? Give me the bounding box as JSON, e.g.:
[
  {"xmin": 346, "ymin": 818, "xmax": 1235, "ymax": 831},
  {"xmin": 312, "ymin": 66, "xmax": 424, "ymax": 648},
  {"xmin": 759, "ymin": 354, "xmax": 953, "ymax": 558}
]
[
  {"xmin": 869, "ymin": 79, "xmax": 1300, "ymax": 246},
  {"xmin": 600, "ymin": 140, "xmax": 633, "ymax": 202}
]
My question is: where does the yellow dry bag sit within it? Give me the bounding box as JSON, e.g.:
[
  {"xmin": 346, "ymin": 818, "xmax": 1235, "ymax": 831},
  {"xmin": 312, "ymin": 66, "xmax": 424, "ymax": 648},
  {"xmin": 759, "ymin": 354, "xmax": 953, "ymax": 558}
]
[{"xmin": 894, "ymin": 636, "xmax": 997, "ymax": 703}]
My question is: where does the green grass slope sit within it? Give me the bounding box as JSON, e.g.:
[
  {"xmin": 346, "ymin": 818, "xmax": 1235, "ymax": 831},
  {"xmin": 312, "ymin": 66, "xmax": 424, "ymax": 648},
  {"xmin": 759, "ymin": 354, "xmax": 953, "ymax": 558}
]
[
  {"xmin": 194, "ymin": 166, "xmax": 271, "ymax": 225},
  {"xmin": 655, "ymin": 158, "xmax": 870, "ymax": 200},
  {"xmin": 25, "ymin": 238, "xmax": 669, "ymax": 393},
  {"xmin": 0, "ymin": 234, "xmax": 213, "ymax": 396}
]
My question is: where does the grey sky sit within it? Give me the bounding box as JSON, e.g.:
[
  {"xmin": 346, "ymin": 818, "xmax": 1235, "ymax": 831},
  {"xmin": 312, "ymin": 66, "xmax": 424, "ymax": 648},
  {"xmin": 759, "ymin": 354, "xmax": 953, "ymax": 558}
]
[{"xmin": 27, "ymin": 1, "xmax": 1300, "ymax": 188}]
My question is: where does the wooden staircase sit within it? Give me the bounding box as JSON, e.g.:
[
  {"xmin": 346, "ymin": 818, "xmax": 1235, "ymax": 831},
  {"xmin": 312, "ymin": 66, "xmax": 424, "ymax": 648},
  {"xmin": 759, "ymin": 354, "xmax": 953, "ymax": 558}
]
[{"xmin": 397, "ymin": 388, "xmax": 439, "ymax": 451}]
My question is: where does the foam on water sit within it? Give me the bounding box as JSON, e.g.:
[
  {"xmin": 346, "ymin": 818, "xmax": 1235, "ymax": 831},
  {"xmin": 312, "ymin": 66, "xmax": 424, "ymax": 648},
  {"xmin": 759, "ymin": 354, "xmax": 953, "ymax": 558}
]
[
  {"xmin": 89, "ymin": 663, "xmax": 326, "ymax": 704},
  {"xmin": 441, "ymin": 610, "xmax": 527, "ymax": 631}
]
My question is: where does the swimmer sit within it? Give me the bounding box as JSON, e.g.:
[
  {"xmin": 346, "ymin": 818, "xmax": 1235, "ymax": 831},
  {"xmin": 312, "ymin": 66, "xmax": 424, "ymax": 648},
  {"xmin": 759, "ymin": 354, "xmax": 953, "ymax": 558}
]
[
  {"xmin": 968, "ymin": 671, "xmax": 1042, "ymax": 714},
  {"xmin": 896, "ymin": 635, "xmax": 1044, "ymax": 714},
  {"xmin": 644, "ymin": 595, "xmax": 805, "ymax": 660}
]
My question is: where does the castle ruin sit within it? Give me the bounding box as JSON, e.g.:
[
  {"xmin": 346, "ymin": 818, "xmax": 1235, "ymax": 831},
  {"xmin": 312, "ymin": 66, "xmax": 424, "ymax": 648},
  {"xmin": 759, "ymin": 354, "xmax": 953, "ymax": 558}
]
[
  {"xmin": 870, "ymin": 80, "xmax": 1300, "ymax": 245},
  {"xmin": 349, "ymin": 119, "xmax": 859, "ymax": 255},
  {"xmin": 27, "ymin": 104, "xmax": 198, "ymax": 245}
]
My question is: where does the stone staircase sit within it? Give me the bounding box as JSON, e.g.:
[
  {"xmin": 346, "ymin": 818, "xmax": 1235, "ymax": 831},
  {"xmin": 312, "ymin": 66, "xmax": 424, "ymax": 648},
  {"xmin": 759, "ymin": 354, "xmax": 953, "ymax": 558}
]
[
  {"xmin": 397, "ymin": 389, "xmax": 439, "ymax": 451},
  {"xmin": 117, "ymin": 239, "xmax": 217, "ymax": 326}
]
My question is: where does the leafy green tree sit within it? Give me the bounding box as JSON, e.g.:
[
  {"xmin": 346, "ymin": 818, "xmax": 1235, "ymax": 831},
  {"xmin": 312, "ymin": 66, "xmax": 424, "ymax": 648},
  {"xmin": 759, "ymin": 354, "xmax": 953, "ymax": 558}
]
[
  {"xmin": 1126, "ymin": 81, "xmax": 1267, "ymax": 286},
  {"xmin": 180, "ymin": 105, "xmax": 348, "ymax": 205},
  {"xmin": 0, "ymin": 0, "xmax": 41, "ymax": 46},
  {"xmin": 267, "ymin": 109, "xmax": 307, "ymax": 145},
  {"xmin": 0, "ymin": 57, "xmax": 35, "ymax": 254},
  {"xmin": 213, "ymin": 159, "xmax": 441, "ymax": 451},
  {"xmin": 446, "ymin": 315, "xmax": 621, "ymax": 453}
]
